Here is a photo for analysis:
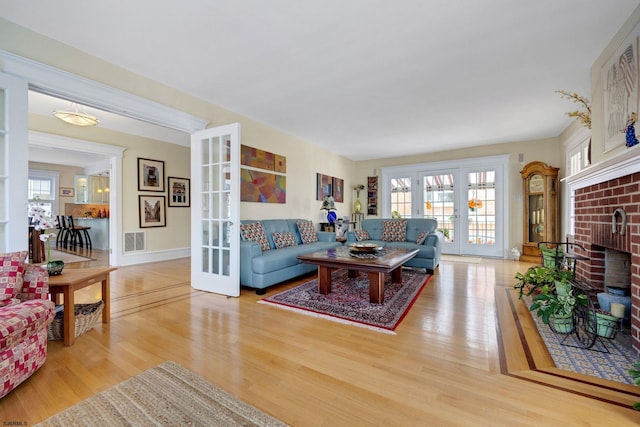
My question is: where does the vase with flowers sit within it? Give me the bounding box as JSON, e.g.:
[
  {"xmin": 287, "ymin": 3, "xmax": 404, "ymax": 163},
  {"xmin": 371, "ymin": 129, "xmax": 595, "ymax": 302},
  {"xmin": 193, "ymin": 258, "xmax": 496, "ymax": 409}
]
[{"xmin": 29, "ymin": 201, "xmax": 63, "ymax": 275}]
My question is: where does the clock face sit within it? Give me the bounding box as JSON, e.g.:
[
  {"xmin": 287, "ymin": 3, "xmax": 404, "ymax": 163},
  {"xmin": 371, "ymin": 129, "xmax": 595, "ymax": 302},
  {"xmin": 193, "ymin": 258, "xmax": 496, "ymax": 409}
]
[{"xmin": 529, "ymin": 174, "xmax": 544, "ymax": 193}]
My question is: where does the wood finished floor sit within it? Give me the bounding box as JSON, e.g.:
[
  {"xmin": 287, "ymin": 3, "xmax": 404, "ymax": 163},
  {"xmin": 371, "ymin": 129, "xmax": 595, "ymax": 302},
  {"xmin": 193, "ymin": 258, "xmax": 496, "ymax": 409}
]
[{"xmin": 2, "ymin": 251, "xmax": 640, "ymax": 426}]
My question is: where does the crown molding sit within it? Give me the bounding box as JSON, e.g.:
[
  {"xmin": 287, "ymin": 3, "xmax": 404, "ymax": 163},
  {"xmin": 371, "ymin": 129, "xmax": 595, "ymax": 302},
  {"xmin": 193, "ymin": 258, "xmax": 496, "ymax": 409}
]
[{"xmin": 0, "ymin": 50, "xmax": 208, "ymax": 134}]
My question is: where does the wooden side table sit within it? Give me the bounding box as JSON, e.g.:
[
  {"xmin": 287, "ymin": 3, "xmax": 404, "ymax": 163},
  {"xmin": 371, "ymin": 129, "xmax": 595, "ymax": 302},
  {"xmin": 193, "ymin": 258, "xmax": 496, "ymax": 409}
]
[{"xmin": 48, "ymin": 266, "xmax": 117, "ymax": 346}]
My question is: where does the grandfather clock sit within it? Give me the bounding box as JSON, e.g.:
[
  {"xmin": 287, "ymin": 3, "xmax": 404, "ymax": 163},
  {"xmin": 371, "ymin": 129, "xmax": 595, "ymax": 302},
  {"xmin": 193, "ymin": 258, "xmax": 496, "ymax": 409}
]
[{"xmin": 520, "ymin": 161, "xmax": 559, "ymax": 263}]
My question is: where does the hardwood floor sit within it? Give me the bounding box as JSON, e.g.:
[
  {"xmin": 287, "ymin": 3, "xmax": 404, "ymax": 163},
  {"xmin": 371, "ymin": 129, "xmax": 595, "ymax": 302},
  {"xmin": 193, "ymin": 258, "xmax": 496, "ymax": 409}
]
[{"xmin": 2, "ymin": 253, "xmax": 640, "ymax": 425}]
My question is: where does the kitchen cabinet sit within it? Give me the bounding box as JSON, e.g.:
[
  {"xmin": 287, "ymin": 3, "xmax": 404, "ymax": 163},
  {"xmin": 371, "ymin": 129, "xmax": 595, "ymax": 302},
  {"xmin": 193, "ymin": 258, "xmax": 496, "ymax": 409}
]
[
  {"xmin": 75, "ymin": 175, "xmax": 109, "ymax": 204},
  {"xmin": 89, "ymin": 175, "xmax": 109, "ymax": 204},
  {"xmin": 74, "ymin": 175, "xmax": 89, "ymax": 204}
]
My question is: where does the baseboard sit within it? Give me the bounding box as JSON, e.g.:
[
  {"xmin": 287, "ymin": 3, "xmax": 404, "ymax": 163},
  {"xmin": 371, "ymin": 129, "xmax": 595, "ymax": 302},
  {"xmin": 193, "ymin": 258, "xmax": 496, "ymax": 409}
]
[{"xmin": 114, "ymin": 247, "xmax": 190, "ymax": 266}]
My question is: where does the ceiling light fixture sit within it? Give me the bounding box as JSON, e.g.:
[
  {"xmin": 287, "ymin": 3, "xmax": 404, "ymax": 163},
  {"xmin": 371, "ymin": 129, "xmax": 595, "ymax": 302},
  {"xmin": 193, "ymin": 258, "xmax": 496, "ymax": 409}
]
[{"xmin": 53, "ymin": 103, "xmax": 100, "ymax": 126}]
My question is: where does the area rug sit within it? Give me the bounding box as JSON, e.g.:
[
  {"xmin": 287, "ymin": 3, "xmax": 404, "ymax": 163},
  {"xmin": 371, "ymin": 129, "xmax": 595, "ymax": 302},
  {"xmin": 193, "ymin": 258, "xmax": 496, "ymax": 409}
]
[
  {"xmin": 259, "ymin": 269, "xmax": 431, "ymax": 334},
  {"xmin": 35, "ymin": 361, "xmax": 287, "ymax": 427},
  {"xmin": 524, "ymin": 296, "xmax": 637, "ymax": 384}
]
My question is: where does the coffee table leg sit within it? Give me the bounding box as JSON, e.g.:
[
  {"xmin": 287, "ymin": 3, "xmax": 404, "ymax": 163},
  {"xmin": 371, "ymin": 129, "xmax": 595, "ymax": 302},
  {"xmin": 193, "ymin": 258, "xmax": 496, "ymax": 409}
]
[
  {"xmin": 102, "ymin": 275, "xmax": 110, "ymax": 323},
  {"xmin": 391, "ymin": 266, "xmax": 403, "ymax": 283},
  {"xmin": 367, "ymin": 271, "xmax": 385, "ymax": 304},
  {"xmin": 318, "ymin": 266, "xmax": 334, "ymax": 295},
  {"xmin": 63, "ymin": 286, "xmax": 75, "ymax": 346}
]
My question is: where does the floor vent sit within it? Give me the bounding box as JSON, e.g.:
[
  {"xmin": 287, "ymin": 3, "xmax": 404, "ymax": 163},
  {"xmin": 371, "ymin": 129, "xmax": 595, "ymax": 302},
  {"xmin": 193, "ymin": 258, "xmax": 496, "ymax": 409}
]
[{"xmin": 124, "ymin": 231, "xmax": 146, "ymax": 253}]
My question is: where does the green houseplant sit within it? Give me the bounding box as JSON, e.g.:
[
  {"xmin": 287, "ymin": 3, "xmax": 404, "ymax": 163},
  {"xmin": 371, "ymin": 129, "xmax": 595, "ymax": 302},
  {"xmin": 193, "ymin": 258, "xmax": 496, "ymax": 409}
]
[
  {"xmin": 513, "ymin": 265, "xmax": 573, "ymax": 299},
  {"xmin": 514, "ymin": 265, "xmax": 583, "ymax": 333}
]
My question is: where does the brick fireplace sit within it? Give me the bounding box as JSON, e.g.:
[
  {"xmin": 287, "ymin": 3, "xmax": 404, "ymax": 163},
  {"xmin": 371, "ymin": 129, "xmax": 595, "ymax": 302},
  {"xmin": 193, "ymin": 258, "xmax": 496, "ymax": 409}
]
[{"xmin": 568, "ymin": 152, "xmax": 640, "ymax": 355}]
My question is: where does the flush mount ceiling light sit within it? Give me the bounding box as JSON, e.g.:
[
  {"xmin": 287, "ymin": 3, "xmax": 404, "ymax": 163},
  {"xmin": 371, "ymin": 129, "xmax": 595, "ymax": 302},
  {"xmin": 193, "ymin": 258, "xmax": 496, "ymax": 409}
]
[{"xmin": 53, "ymin": 103, "xmax": 100, "ymax": 126}]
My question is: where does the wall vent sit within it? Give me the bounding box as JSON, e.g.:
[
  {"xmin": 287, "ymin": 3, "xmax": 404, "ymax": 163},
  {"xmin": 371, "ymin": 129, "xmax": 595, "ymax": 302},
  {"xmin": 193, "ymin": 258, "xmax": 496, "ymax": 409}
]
[{"xmin": 124, "ymin": 231, "xmax": 146, "ymax": 253}]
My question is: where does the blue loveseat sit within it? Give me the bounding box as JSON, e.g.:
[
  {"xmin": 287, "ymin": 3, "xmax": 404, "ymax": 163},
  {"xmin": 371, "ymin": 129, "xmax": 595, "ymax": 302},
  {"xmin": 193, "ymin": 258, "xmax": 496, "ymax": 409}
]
[
  {"xmin": 240, "ymin": 219, "xmax": 342, "ymax": 294},
  {"xmin": 346, "ymin": 218, "xmax": 442, "ymax": 273}
]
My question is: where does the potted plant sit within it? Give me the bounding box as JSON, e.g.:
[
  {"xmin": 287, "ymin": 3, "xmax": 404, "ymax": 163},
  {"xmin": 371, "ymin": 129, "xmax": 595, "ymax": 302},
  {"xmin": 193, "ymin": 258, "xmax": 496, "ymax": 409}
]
[
  {"xmin": 592, "ymin": 308, "xmax": 620, "ymax": 339},
  {"xmin": 529, "ymin": 286, "xmax": 586, "ymax": 333},
  {"xmin": 514, "ymin": 265, "xmax": 583, "ymax": 333},
  {"xmin": 513, "ymin": 265, "xmax": 573, "ymax": 299}
]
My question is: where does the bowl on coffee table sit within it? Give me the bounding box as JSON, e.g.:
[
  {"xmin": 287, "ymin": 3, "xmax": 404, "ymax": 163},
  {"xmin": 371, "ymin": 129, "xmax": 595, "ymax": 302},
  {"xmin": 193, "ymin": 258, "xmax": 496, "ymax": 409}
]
[{"xmin": 348, "ymin": 242, "xmax": 382, "ymax": 254}]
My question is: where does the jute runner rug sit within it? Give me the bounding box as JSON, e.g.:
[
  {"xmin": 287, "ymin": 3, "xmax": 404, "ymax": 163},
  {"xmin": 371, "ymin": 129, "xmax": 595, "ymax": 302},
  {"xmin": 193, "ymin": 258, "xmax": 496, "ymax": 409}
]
[
  {"xmin": 35, "ymin": 361, "xmax": 287, "ymax": 427},
  {"xmin": 259, "ymin": 269, "xmax": 431, "ymax": 334}
]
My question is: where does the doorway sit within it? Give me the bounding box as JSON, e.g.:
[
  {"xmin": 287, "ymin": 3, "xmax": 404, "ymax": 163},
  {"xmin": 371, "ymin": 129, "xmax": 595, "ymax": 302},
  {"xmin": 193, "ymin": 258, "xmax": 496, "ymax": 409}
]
[{"xmin": 382, "ymin": 155, "xmax": 509, "ymax": 258}]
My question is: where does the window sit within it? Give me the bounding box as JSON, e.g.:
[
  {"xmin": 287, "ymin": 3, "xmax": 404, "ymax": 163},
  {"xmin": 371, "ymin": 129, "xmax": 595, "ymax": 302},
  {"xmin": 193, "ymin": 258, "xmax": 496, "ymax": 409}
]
[
  {"xmin": 28, "ymin": 169, "xmax": 60, "ymax": 218},
  {"xmin": 390, "ymin": 177, "xmax": 411, "ymax": 217},
  {"xmin": 565, "ymin": 132, "xmax": 591, "ymax": 235}
]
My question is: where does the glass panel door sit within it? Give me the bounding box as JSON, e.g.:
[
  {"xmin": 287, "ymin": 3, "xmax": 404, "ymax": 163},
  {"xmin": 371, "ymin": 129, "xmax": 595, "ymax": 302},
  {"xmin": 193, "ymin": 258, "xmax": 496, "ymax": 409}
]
[
  {"xmin": 191, "ymin": 123, "xmax": 240, "ymax": 296},
  {"xmin": 422, "ymin": 171, "xmax": 459, "ymax": 254},
  {"xmin": 390, "ymin": 177, "xmax": 411, "ymax": 218},
  {"xmin": 461, "ymin": 170, "xmax": 498, "ymax": 255}
]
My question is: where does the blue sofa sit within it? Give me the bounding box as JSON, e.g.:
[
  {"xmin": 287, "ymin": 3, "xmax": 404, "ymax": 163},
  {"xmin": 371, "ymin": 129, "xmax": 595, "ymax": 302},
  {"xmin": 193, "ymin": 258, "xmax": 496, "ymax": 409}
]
[
  {"xmin": 240, "ymin": 219, "xmax": 342, "ymax": 294},
  {"xmin": 346, "ymin": 218, "xmax": 442, "ymax": 273}
]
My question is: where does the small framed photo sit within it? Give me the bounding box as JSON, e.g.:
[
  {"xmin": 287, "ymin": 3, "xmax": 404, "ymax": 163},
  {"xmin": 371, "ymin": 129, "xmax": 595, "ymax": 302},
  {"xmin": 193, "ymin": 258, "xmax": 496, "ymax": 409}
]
[
  {"xmin": 332, "ymin": 177, "xmax": 344, "ymax": 203},
  {"xmin": 139, "ymin": 195, "xmax": 166, "ymax": 228},
  {"xmin": 59, "ymin": 187, "xmax": 74, "ymax": 197},
  {"xmin": 168, "ymin": 176, "xmax": 190, "ymax": 207},
  {"xmin": 138, "ymin": 158, "xmax": 165, "ymax": 192}
]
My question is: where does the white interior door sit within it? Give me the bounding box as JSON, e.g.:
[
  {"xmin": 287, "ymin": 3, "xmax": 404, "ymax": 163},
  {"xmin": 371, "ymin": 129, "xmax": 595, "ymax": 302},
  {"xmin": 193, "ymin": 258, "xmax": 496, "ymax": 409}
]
[
  {"xmin": 191, "ymin": 123, "xmax": 240, "ymax": 296},
  {"xmin": 0, "ymin": 72, "xmax": 28, "ymax": 253}
]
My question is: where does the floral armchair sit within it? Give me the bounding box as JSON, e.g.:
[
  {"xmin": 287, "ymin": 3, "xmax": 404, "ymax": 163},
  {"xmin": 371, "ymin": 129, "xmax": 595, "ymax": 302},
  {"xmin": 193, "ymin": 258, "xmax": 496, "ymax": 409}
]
[{"xmin": 0, "ymin": 251, "xmax": 55, "ymax": 399}]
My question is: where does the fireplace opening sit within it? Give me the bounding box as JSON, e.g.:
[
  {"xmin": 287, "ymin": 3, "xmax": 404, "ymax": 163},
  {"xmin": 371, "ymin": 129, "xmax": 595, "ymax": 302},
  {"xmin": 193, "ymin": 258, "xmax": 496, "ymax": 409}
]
[{"xmin": 604, "ymin": 248, "xmax": 631, "ymax": 295}]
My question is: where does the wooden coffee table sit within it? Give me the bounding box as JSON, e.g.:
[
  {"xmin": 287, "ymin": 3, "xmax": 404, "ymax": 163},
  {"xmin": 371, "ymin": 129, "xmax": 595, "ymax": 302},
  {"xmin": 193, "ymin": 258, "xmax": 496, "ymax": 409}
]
[
  {"xmin": 297, "ymin": 247, "xmax": 419, "ymax": 304},
  {"xmin": 48, "ymin": 266, "xmax": 117, "ymax": 346}
]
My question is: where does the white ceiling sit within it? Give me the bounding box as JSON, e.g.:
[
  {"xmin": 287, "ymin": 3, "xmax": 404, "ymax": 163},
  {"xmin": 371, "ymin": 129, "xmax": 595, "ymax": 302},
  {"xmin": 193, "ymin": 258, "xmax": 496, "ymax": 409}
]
[{"xmin": 3, "ymin": 1, "xmax": 640, "ymax": 161}]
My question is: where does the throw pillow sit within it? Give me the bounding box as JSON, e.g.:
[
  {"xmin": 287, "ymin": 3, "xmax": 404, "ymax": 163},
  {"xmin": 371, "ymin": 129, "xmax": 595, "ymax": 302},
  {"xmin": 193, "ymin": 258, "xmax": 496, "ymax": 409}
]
[
  {"xmin": 239, "ymin": 222, "xmax": 270, "ymax": 251},
  {"xmin": 272, "ymin": 232, "xmax": 297, "ymax": 249},
  {"xmin": 354, "ymin": 229, "xmax": 371, "ymax": 241},
  {"xmin": 380, "ymin": 219, "xmax": 407, "ymax": 242},
  {"xmin": 296, "ymin": 220, "xmax": 318, "ymax": 244},
  {"xmin": 416, "ymin": 230, "xmax": 429, "ymax": 245},
  {"xmin": 0, "ymin": 251, "xmax": 28, "ymax": 303}
]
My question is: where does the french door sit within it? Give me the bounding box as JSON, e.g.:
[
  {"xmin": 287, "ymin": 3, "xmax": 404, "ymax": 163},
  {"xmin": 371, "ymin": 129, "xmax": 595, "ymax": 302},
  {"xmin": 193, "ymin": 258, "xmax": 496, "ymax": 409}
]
[
  {"xmin": 191, "ymin": 123, "xmax": 241, "ymax": 296},
  {"xmin": 421, "ymin": 168, "xmax": 502, "ymax": 257}
]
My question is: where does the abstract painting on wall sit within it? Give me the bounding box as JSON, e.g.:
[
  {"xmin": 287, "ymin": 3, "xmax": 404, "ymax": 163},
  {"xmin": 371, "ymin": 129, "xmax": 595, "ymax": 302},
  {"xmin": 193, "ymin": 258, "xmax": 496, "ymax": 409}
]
[
  {"xmin": 241, "ymin": 169, "xmax": 286, "ymax": 203},
  {"xmin": 241, "ymin": 145, "xmax": 287, "ymax": 173}
]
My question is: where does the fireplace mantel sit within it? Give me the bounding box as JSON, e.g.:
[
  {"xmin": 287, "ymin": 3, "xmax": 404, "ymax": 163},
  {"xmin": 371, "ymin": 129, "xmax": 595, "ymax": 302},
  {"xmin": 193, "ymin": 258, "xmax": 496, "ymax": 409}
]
[{"xmin": 563, "ymin": 144, "xmax": 640, "ymax": 190}]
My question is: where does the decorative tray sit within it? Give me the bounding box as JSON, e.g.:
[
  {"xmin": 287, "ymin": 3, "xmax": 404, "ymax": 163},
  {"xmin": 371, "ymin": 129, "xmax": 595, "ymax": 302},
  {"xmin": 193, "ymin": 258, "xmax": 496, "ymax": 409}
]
[{"xmin": 348, "ymin": 243, "xmax": 382, "ymax": 254}]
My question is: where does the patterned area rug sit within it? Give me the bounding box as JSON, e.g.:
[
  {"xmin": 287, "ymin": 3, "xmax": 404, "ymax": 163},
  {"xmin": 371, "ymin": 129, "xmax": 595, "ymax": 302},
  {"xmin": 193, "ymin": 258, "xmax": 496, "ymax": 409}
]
[
  {"xmin": 35, "ymin": 361, "xmax": 287, "ymax": 427},
  {"xmin": 525, "ymin": 297, "xmax": 637, "ymax": 384},
  {"xmin": 259, "ymin": 269, "xmax": 431, "ymax": 334}
]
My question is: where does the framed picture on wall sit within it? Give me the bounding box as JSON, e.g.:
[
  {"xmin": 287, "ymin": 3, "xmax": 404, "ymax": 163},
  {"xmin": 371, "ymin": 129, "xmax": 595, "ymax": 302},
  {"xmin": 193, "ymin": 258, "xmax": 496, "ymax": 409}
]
[
  {"xmin": 168, "ymin": 176, "xmax": 190, "ymax": 207},
  {"xmin": 316, "ymin": 173, "xmax": 332, "ymax": 200},
  {"xmin": 139, "ymin": 195, "xmax": 166, "ymax": 228},
  {"xmin": 332, "ymin": 177, "xmax": 344, "ymax": 203},
  {"xmin": 138, "ymin": 158, "xmax": 165, "ymax": 192},
  {"xmin": 59, "ymin": 187, "xmax": 74, "ymax": 197}
]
